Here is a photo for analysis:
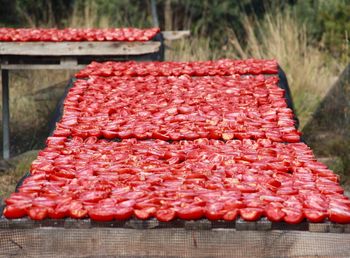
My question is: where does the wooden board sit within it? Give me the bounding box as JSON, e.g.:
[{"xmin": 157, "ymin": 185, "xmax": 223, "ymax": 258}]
[
  {"xmin": 0, "ymin": 64, "xmax": 86, "ymax": 70},
  {"xmin": 0, "ymin": 41, "xmax": 161, "ymax": 56},
  {"xmin": 1, "ymin": 227, "xmax": 350, "ymax": 257}
]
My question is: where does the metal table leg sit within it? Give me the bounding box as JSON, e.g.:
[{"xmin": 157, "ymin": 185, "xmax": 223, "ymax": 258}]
[{"xmin": 2, "ymin": 69, "xmax": 9, "ymax": 159}]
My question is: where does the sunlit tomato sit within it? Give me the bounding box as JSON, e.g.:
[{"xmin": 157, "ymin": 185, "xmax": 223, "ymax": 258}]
[
  {"xmin": 114, "ymin": 207, "xmax": 133, "ymax": 220},
  {"xmin": 282, "ymin": 208, "xmax": 304, "ymax": 224},
  {"xmin": 239, "ymin": 208, "xmax": 263, "ymax": 221},
  {"xmin": 205, "ymin": 203, "xmax": 226, "ymax": 220},
  {"xmin": 328, "ymin": 207, "xmax": 350, "ymax": 224},
  {"xmin": 79, "ymin": 191, "xmax": 108, "ymax": 203},
  {"xmin": 156, "ymin": 209, "xmax": 176, "ymax": 222},
  {"xmin": 3, "ymin": 205, "xmax": 28, "ymax": 219},
  {"xmin": 134, "ymin": 207, "xmax": 157, "ymax": 220},
  {"xmin": 5, "ymin": 192, "xmax": 35, "ymax": 206},
  {"xmin": 69, "ymin": 201, "xmax": 87, "ymax": 219},
  {"xmin": 303, "ymin": 209, "xmax": 326, "ymax": 223},
  {"xmin": 223, "ymin": 210, "xmax": 238, "ymax": 221},
  {"xmin": 89, "ymin": 207, "xmax": 116, "ymax": 221},
  {"xmin": 177, "ymin": 206, "xmax": 203, "ymax": 220},
  {"xmin": 28, "ymin": 207, "xmax": 48, "ymax": 220},
  {"xmin": 265, "ymin": 206, "xmax": 285, "ymax": 222}
]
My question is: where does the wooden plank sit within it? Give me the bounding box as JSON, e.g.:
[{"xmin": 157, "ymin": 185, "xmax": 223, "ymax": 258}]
[
  {"xmin": 0, "ymin": 41, "xmax": 161, "ymax": 56},
  {"xmin": 0, "ymin": 64, "xmax": 85, "ymax": 70},
  {"xmin": 162, "ymin": 30, "xmax": 190, "ymax": 40},
  {"xmin": 1, "ymin": 228, "xmax": 350, "ymax": 257}
]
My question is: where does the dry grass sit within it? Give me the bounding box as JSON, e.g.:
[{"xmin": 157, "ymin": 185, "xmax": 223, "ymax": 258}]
[
  {"xmin": 8, "ymin": 70, "xmax": 72, "ymax": 121},
  {"xmin": 165, "ymin": 37, "xmax": 218, "ymax": 61},
  {"xmin": 0, "ymin": 150, "xmax": 38, "ymax": 199}
]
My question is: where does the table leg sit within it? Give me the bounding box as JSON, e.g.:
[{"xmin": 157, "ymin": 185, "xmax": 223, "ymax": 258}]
[{"xmin": 2, "ymin": 69, "xmax": 10, "ymax": 160}]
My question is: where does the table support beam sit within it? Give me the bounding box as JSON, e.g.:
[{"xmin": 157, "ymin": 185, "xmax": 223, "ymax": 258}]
[{"xmin": 2, "ymin": 69, "xmax": 9, "ymax": 159}]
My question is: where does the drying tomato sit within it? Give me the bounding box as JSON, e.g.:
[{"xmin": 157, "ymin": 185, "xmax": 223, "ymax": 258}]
[
  {"xmin": 303, "ymin": 209, "xmax": 326, "ymax": 223},
  {"xmin": 114, "ymin": 207, "xmax": 133, "ymax": 220},
  {"xmin": 282, "ymin": 208, "xmax": 304, "ymax": 224},
  {"xmin": 5, "ymin": 192, "xmax": 35, "ymax": 206},
  {"xmin": 28, "ymin": 207, "xmax": 48, "ymax": 220},
  {"xmin": 177, "ymin": 206, "xmax": 203, "ymax": 220},
  {"xmin": 3, "ymin": 205, "xmax": 28, "ymax": 219},
  {"xmin": 134, "ymin": 207, "xmax": 157, "ymax": 220},
  {"xmin": 69, "ymin": 201, "xmax": 87, "ymax": 219},
  {"xmin": 205, "ymin": 203, "xmax": 226, "ymax": 220},
  {"xmin": 239, "ymin": 208, "xmax": 263, "ymax": 221},
  {"xmin": 265, "ymin": 206, "xmax": 285, "ymax": 222},
  {"xmin": 223, "ymin": 210, "xmax": 238, "ymax": 221},
  {"xmin": 89, "ymin": 207, "xmax": 116, "ymax": 221},
  {"xmin": 328, "ymin": 207, "xmax": 350, "ymax": 224},
  {"xmin": 156, "ymin": 209, "xmax": 176, "ymax": 222}
]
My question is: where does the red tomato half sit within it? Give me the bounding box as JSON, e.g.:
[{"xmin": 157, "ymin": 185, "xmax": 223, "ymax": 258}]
[
  {"xmin": 28, "ymin": 207, "xmax": 48, "ymax": 220},
  {"xmin": 223, "ymin": 210, "xmax": 238, "ymax": 221},
  {"xmin": 114, "ymin": 207, "xmax": 133, "ymax": 220},
  {"xmin": 3, "ymin": 205, "xmax": 28, "ymax": 219},
  {"xmin": 69, "ymin": 201, "xmax": 87, "ymax": 219},
  {"xmin": 134, "ymin": 207, "xmax": 157, "ymax": 220},
  {"xmin": 205, "ymin": 203, "xmax": 226, "ymax": 220},
  {"xmin": 177, "ymin": 206, "xmax": 203, "ymax": 220},
  {"xmin": 265, "ymin": 206, "xmax": 285, "ymax": 222},
  {"xmin": 239, "ymin": 208, "xmax": 263, "ymax": 221},
  {"xmin": 89, "ymin": 208, "xmax": 116, "ymax": 221},
  {"xmin": 303, "ymin": 209, "xmax": 326, "ymax": 223},
  {"xmin": 328, "ymin": 207, "xmax": 350, "ymax": 224},
  {"xmin": 156, "ymin": 209, "xmax": 176, "ymax": 222},
  {"xmin": 282, "ymin": 208, "xmax": 304, "ymax": 224}
]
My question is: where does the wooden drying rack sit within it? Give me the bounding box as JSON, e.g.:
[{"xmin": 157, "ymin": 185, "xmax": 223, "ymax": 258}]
[{"xmin": 0, "ymin": 30, "xmax": 190, "ymax": 159}]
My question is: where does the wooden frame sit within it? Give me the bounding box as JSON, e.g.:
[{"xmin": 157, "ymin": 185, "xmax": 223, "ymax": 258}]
[{"xmin": 1, "ymin": 227, "xmax": 350, "ymax": 257}]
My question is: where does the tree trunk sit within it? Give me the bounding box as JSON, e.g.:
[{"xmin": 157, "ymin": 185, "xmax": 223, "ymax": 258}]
[{"xmin": 164, "ymin": 0, "xmax": 172, "ymax": 31}]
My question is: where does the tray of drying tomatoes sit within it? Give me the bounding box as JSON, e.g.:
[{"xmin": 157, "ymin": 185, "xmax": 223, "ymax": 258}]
[
  {"xmin": 75, "ymin": 59, "xmax": 278, "ymax": 77},
  {"xmin": 0, "ymin": 28, "xmax": 160, "ymax": 42},
  {"xmin": 53, "ymin": 74, "xmax": 300, "ymax": 142},
  {"xmin": 2, "ymin": 59, "xmax": 349, "ymax": 231}
]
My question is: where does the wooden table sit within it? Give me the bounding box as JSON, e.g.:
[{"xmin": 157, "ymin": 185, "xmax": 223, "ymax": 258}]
[{"xmin": 0, "ymin": 36, "xmax": 165, "ymax": 159}]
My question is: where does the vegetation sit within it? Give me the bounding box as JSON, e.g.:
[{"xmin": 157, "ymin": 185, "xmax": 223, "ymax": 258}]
[{"xmin": 0, "ymin": 0, "xmax": 349, "ymax": 196}]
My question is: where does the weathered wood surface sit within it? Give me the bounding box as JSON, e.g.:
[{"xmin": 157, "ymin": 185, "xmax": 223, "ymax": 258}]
[
  {"xmin": 162, "ymin": 30, "xmax": 190, "ymax": 40},
  {"xmin": 0, "ymin": 63, "xmax": 86, "ymax": 70},
  {"xmin": 0, "ymin": 41, "xmax": 161, "ymax": 56},
  {"xmin": 1, "ymin": 228, "xmax": 350, "ymax": 257}
]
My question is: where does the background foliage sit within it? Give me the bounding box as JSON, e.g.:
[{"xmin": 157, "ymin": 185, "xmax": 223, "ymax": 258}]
[{"xmin": 0, "ymin": 0, "xmax": 348, "ymax": 60}]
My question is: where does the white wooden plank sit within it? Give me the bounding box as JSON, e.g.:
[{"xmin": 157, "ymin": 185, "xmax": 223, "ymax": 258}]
[
  {"xmin": 0, "ymin": 41, "xmax": 161, "ymax": 56},
  {"xmin": 0, "ymin": 64, "xmax": 85, "ymax": 70}
]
